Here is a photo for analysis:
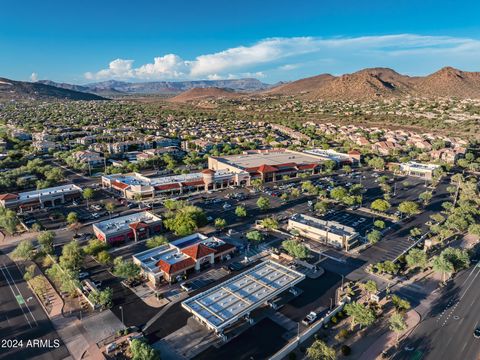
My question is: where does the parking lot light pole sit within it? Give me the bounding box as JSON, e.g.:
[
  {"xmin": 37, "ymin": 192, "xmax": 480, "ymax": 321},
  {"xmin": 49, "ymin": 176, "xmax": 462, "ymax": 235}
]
[{"xmin": 119, "ymin": 306, "xmax": 124, "ymax": 325}]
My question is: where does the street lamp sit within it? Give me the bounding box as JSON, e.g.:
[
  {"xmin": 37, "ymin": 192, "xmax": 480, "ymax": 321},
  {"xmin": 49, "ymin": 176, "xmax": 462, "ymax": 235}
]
[{"xmin": 119, "ymin": 306, "xmax": 124, "ymax": 324}]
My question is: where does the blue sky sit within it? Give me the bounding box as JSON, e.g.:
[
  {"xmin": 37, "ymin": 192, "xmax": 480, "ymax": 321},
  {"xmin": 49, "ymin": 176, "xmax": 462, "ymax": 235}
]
[{"xmin": 1, "ymin": 0, "xmax": 480, "ymax": 84}]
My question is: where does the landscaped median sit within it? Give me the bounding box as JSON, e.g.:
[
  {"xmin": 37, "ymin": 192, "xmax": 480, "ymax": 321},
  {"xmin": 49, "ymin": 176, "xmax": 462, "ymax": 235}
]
[{"xmin": 22, "ymin": 261, "xmax": 63, "ymax": 317}]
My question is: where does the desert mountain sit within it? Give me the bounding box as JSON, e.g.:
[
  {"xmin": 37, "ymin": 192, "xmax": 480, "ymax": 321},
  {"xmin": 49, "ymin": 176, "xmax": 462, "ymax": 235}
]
[
  {"xmin": 413, "ymin": 67, "xmax": 480, "ymax": 98},
  {"xmin": 169, "ymin": 87, "xmax": 241, "ymax": 103},
  {"xmin": 0, "ymin": 78, "xmax": 106, "ymax": 101},
  {"xmin": 82, "ymin": 78, "xmax": 271, "ymax": 95},
  {"xmin": 267, "ymin": 67, "xmax": 480, "ymax": 100},
  {"xmin": 264, "ymin": 74, "xmax": 335, "ymax": 95}
]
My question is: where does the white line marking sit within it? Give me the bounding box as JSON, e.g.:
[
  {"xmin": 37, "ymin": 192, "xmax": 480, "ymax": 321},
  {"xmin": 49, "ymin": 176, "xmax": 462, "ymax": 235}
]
[{"xmin": 0, "ymin": 263, "xmax": 33, "ymax": 328}]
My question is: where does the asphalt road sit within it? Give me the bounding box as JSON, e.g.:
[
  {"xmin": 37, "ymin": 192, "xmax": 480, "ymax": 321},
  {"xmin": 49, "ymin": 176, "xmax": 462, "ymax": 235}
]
[
  {"xmin": 394, "ymin": 264, "xmax": 480, "ymax": 360},
  {"xmin": 0, "ymin": 252, "xmax": 69, "ymax": 360}
]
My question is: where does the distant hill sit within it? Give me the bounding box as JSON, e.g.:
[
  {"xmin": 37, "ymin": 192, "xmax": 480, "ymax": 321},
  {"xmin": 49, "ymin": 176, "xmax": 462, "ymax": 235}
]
[
  {"xmin": 83, "ymin": 78, "xmax": 271, "ymax": 95},
  {"xmin": 266, "ymin": 67, "xmax": 480, "ymax": 100},
  {"xmin": 0, "ymin": 77, "xmax": 106, "ymax": 101},
  {"xmin": 169, "ymin": 87, "xmax": 241, "ymax": 103},
  {"xmin": 263, "ymin": 74, "xmax": 335, "ymax": 95},
  {"xmin": 413, "ymin": 67, "xmax": 480, "ymax": 98}
]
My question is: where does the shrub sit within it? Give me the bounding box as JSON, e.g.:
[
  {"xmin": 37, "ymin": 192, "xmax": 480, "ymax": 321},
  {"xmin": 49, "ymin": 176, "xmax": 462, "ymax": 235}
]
[{"xmin": 336, "ymin": 328, "xmax": 349, "ymax": 340}]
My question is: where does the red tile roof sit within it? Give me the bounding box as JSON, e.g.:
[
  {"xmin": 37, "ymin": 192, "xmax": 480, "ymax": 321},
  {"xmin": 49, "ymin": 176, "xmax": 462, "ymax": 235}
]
[
  {"xmin": 111, "ymin": 181, "xmax": 129, "ymax": 190},
  {"xmin": 129, "ymin": 221, "xmax": 149, "ymax": 230},
  {"xmin": 182, "ymin": 180, "xmax": 205, "ymax": 187},
  {"xmin": 257, "ymin": 164, "xmax": 278, "ymax": 173},
  {"xmin": 154, "ymin": 183, "xmax": 181, "ymax": 191},
  {"xmin": 297, "ymin": 163, "xmax": 318, "ymax": 170},
  {"xmin": 157, "ymin": 258, "xmax": 195, "ymax": 275},
  {"xmin": 275, "ymin": 162, "xmax": 297, "ymax": 168},
  {"xmin": 348, "ymin": 150, "xmax": 361, "ymax": 155},
  {"xmin": 181, "ymin": 243, "xmax": 216, "ymax": 260},
  {"xmin": 0, "ymin": 193, "xmax": 18, "ymax": 201},
  {"xmin": 201, "ymin": 169, "xmax": 215, "ymax": 174}
]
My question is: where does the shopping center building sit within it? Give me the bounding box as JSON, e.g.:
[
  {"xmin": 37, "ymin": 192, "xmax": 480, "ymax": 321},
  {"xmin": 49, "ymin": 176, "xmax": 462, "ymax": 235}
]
[
  {"xmin": 132, "ymin": 233, "xmax": 236, "ymax": 285},
  {"xmin": 92, "ymin": 211, "xmax": 163, "ymax": 244},
  {"xmin": 287, "ymin": 213, "xmax": 359, "ymax": 250},
  {"xmin": 182, "ymin": 260, "xmax": 305, "ymax": 334}
]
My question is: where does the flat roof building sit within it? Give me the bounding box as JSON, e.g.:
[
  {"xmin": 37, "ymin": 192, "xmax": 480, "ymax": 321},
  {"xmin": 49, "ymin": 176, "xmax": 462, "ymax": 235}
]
[
  {"xmin": 288, "ymin": 213, "xmax": 359, "ymax": 250},
  {"xmin": 102, "ymin": 169, "xmax": 243, "ymax": 199},
  {"xmin": 303, "ymin": 149, "xmax": 360, "ymax": 165},
  {"xmin": 208, "ymin": 149, "xmax": 328, "ymax": 184},
  {"xmin": 399, "ymin": 161, "xmax": 441, "ymax": 180},
  {"xmin": 0, "ymin": 184, "xmax": 82, "ymax": 211},
  {"xmin": 93, "ymin": 211, "xmax": 162, "ymax": 244},
  {"xmin": 133, "ymin": 233, "xmax": 236, "ymax": 285},
  {"xmin": 182, "ymin": 260, "xmax": 305, "ymax": 333}
]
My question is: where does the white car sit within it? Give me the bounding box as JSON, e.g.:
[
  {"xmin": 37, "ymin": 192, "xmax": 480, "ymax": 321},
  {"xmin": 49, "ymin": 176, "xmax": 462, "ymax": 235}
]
[
  {"xmin": 223, "ymin": 203, "xmax": 231, "ymax": 209},
  {"xmin": 302, "ymin": 311, "xmax": 318, "ymax": 325}
]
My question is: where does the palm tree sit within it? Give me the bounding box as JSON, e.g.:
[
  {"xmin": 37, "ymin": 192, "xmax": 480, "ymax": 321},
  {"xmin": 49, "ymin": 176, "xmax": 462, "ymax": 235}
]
[{"xmin": 433, "ymin": 255, "xmax": 454, "ymax": 282}]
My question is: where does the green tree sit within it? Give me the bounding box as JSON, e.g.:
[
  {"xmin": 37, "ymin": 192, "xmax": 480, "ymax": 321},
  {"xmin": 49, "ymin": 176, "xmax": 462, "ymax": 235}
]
[
  {"xmin": 419, "ymin": 191, "xmax": 433, "ymax": 206},
  {"xmin": 367, "ymin": 229, "xmax": 382, "ymax": 244},
  {"xmin": 282, "ymin": 239, "xmax": 310, "ymax": 259},
  {"xmin": 432, "ymin": 255, "xmax": 454, "ymax": 282},
  {"xmin": 0, "ymin": 208, "xmax": 20, "ymax": 234},
  {"xmin": 113, "ymin": 257, "xmax": 141, "ymax": 281},
  {"xmin": 344, "ymin": 301, "xmax": 376, "ymax": 330},
  {"xmin": 214, "ymin": 217, "xmax": 227, "ymax": 230},
  {"xmin": 389, "ymin": 312, "xmax": 407, "ymax": 343},
  {"xmin": 398, "ymin": 201, "xmax": 420, "ymax": 217},
  {"xmin": 235, "ymin": 205, "xmax": 247, "ymax": 217},
  {"xmin": 306, "ymin": 340, "xmax": 336, "ymax": 360},
  {"xmin": 83, "ymin": 238, "xmax": 108, "ymax": 256},
  {"xmin": 246, "ymin": 230, "xmax": 264, "ymax": 243},
  {"xmin": 409, "ymin": 227, "xmax": 422, "ymax": 238},
  {"xmin": 251, "ymin": 178, "xmax": 263, "ymax": 190},
  {"xmin": 314, "ymin": 201, "xmax": 329, "ymax": 215},
  {"xmin": 130, "ymin": 339, "xmax": 160, "ymax": 360},
  {"xmin": 96, "ymin": 250, "xmax": 112, "ymax": 265},
  {"xmin": 290, "ymin": 188, "xmax": 301, "ymax": 198},
  {"xmin": 391, "ymin": 295, "xmax": 411, "ymax": 313},
  {"xmin": 361, "ymin": 280, "xmax": 378, "ymax": 296},
  {"xmin": 11, "ymin": 240, "xmax": 35, "ymax": 261},
  {"xmin": 405, "ymin": 248, "xmax": 428, "ymax": 270},
  {"xmin": 105, "ymin": 201, "xmax": 115, "ymax": 219},
  {"xmin": 257, "ymin": 196, "xmax": 270, "ymax": 211},
  {"xmin": 146, "ymin": 235, "xmax": 168, "ymax": 249},
  {"xmin": 330, "ymin": 186, "xmax": 348, "ymax": 202},
  {"xmin": 371, "ymin": 199, "xmax": 391, "ymax": 212},
  {"xmin": 368, "ymin": 157, "xmax": 385, "ymax": 170},
  {"xmin": 88, "ymin": 287, "xmax": 113, "ymax": 309},
  {"xmin": 38, "ymin": 231, "xmax": 55, "ymax": 255},
  {"xmin": 441, "ymin": 247, "xmax": 470, "ymax": 271},
  {"xmin": 163, "ymin": 205, "xmax": 207, "ymax": 236},
  {"xmin": 66, "ymin": 211, "xmax": 78, "ymax": 225},
  {"xmin": 59, "ymin": 240, "xmax": 84, "ymax": 271},
  {"xmin": 82, "ymin": 188, "xmax": 94, "ymax": 207},
  {"xmin": 373, "ymin": 220, "xmax": 385, "ymax": 229},
  {"xmin": 260, "ymin": 217, "xmax": 279, "ymax": 230}
]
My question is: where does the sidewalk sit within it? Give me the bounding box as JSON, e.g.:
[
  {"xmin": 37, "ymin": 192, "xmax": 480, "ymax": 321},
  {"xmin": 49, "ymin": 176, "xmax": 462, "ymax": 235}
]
[{"xmin": 357, "ymin": 309, "xmax": 420, "ymax": 360}]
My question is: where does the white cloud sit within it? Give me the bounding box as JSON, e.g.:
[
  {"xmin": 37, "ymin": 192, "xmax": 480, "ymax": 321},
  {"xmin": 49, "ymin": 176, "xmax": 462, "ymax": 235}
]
[
  {"xmin": 85, "ymin": 59, "xmax": 135, "ymax": 80},
  {"xmin": 84, "ymin": 34, "xmax": 480, "ymax": 81},
  {"xmin": 30, "ymin": 72, "xmax": 38, "ymax": 82}
]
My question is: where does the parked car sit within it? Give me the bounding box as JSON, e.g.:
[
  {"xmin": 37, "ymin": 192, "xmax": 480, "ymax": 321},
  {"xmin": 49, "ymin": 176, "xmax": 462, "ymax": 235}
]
[
  {"xmin": 302, "ymin": 311, "xmax": 318, "ymax": 325},
  {"xmin": 180, "ymin": 282, "xmax": 193, "ymax": 292},
  {"xmin": 78, "ymin": 272, "xmax": 90, "ymax": 280}
]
